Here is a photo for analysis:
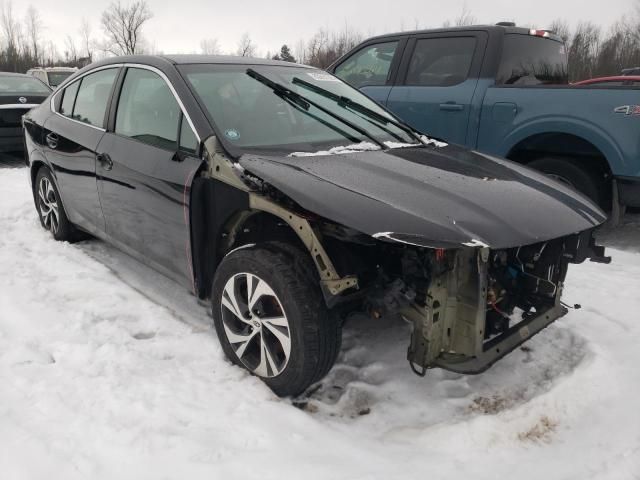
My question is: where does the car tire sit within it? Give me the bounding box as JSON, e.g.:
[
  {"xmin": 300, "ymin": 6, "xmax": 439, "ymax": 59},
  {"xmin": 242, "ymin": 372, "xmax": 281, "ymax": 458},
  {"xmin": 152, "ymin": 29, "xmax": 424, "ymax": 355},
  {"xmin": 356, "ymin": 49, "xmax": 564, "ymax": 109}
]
[
  {"xmin": 528, "ymin": 157, "xmax": 605, "ymax": 207},
  {"xmin": 34, "ymin": 166, "xmax": 81, "ymax": 242},
  {"xmin": 211, "ymin": 242, "xmax": 341, "ymax": 397}
]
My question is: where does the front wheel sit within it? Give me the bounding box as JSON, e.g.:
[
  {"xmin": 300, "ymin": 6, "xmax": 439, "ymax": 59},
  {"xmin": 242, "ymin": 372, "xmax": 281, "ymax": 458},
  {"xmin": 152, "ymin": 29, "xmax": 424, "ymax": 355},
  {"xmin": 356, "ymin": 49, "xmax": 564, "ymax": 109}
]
[{"xmin": 211, "ymin": 243, "xmax": 341, "ymax": 397}]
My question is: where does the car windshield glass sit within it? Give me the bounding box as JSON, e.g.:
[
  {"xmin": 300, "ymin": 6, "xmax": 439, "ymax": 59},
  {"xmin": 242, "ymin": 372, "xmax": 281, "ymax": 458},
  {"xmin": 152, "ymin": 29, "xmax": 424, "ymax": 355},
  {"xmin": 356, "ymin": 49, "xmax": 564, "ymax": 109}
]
[
  {"xmin": 0, "ymin": 75, "xmax": 51, "ymax": 94},
  {"xmin": 47, "ymin": 71, "xmax": 74, "ymax": 87},
  {"xmin": 179, "ymin": 64, "xmax": 418, "ymax": 154}
]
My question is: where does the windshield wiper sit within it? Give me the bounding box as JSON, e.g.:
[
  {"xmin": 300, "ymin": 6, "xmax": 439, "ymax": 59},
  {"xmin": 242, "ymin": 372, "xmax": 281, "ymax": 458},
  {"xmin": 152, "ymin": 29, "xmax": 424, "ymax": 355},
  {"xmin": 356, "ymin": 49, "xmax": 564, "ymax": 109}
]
[
  {"xmin": 291, "ymin": 76, "xmax": 422, "ymax": 143},
  {"xmin": 246, "ymin": 68, "xmax": 386, "ymax": 149}
]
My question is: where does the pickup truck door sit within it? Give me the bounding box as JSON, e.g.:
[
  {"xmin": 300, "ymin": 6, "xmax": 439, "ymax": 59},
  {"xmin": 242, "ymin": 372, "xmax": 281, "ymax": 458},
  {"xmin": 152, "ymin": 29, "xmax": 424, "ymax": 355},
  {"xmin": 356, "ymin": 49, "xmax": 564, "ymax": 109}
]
[
  {"xmin": 385, "ymin": 32, "xmax": 487, "ymax": 146},
  {"xmin": 331, "ymin": 38, "xmax": 406, "ymax": 107}
]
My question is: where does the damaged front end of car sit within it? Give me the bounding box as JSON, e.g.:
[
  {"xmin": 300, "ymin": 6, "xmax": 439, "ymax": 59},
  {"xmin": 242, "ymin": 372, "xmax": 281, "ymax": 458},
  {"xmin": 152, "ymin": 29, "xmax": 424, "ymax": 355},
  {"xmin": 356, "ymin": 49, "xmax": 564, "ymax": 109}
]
[
  {"xmin": 201, "ymin": 136, "xmax": 610, "ymax": 377},
  {"xmin": 368, "ymin": 231, "xmax": 609, "ymax": 376}
]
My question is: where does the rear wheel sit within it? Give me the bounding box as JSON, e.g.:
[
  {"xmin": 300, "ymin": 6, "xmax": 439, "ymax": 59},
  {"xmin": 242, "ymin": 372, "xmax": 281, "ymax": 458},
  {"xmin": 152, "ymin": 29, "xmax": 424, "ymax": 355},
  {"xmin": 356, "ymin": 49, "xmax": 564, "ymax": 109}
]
[
  {"xmin": 528, "ymin": 157, "xmax": 606, "ymax": 207},
  {"xmin": 34, "ymin": 166, "xmax": 80, "ymax": 242},
  {"xmin": 211, "ymin": 243, "xmax": 341, "ymax": 397}
]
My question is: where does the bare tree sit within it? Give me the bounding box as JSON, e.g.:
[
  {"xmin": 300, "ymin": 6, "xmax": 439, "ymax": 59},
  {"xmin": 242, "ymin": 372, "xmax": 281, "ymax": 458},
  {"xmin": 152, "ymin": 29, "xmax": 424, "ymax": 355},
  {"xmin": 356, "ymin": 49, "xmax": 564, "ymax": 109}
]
[
  {"xmin": 200, "ymin": 38, "xmax": 222, "ymax": 55},
  {"xmin": 79, "ymin": 17, "xmax": 93, "ymax": 61},
  {"xmin": 101, "ymin": 0, "xmax": 153, "ymax": 55},
  {"xmin": 236, "ymin": 32, "xmax": 256, "ymax": 57},
  {"xmin": 24, "ymin": 5, "xmax": 42, "ymax": 65},
  {"xmin": 65, "ymin": 35, "xmax": 78, "ymax": 62},
  {"xmin": 1, "ymin": 1, "xmax": 20, "ymax": 70},
  {"xmin": 454, "ymin": 3, "xmax": 476, "ymax": 26},
  {"xmin": 549, "ymin": 19, "xmax": 571, "ymax": 44}
]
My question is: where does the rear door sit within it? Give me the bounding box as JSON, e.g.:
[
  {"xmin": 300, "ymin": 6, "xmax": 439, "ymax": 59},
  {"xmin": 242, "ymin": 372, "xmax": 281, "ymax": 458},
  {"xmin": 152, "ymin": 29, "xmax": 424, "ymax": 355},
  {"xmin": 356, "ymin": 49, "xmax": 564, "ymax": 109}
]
[
  {"xmin": 97, "ymin": 66, "xmax": 203, "ymax": 286},
  {"xmin": 386, "ymin": 32, "xmax": 487, "ymax": 145},
  {"xmin": 42, "ymin": 67, "xmax": 119, "ymax": 234},
  {"xmin": 331, "ymin": 38, "xmax": 406, "ymax": 106}
]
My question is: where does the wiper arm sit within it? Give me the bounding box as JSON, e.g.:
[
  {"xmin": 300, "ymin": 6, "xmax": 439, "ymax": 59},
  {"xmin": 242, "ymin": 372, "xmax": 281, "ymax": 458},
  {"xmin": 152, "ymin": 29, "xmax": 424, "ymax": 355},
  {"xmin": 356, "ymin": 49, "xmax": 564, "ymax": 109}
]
[
  {"xmin": 246, "ymin": 68, "xmax": 386, "ymax": 149},
  {"xmin": 292, "ymin": 76, "xmax": 422, "ymax": 143}
]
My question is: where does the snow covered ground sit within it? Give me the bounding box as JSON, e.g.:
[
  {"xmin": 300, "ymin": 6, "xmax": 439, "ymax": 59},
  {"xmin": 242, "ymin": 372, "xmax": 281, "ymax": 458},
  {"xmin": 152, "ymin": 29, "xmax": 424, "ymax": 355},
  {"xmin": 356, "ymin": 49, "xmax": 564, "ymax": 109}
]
[{"xmin": 1, "ymin": 160, "xmax": 639, "ymax": 480}]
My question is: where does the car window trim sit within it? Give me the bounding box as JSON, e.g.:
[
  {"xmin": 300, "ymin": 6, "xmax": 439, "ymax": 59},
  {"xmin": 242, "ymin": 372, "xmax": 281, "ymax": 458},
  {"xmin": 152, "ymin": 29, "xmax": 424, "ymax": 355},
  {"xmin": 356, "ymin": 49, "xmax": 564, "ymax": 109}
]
[
  {"xmin": 49, "ymin": 63, "xmax": 200, "ymax": 144},
  {"xmin": 50, "ymin": 64, "xmax": 123, "ymax": 132}
]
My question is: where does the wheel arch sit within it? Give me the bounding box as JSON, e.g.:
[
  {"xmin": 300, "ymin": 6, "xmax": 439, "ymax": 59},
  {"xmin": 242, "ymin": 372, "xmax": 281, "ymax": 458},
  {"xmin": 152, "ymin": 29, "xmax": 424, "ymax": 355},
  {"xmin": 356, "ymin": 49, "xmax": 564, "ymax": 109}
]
[{"xmin": 500, "ymin": 118, "xmax": 623, "ymax": 175}]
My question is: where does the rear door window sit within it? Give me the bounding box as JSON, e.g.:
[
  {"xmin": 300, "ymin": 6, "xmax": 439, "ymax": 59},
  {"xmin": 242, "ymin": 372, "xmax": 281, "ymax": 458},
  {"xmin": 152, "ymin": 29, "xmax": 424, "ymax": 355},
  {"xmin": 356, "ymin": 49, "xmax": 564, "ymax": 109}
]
[
  {"xmin": 497, "ymin": 34, "xmax": 568, "ymax": 85},
  {"xmin": 334, "ymin": 41, "xmax": 398, "ymax": 88},
  {"xmin": 405, "ymin": 37, "xmax": 477, "ymax": 86},
  {"xmin": 72, "ymin": 68, "xmax": 118, "ymax": 127}
]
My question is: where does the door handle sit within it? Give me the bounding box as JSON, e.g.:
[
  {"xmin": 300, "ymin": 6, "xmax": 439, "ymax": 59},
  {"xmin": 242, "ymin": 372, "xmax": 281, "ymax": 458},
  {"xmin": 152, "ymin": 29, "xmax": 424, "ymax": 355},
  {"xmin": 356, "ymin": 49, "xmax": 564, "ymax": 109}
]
[
  {"xmin": 97, "ymin": 153, "xmax": 113, "ymax": 171},
  {"xmin": 45, "ymin": 132, "xmax": 59, "ymax": 149},
  {"xmin": 439, "ymin": 102, "xmax": 464, "ymax": 112}
]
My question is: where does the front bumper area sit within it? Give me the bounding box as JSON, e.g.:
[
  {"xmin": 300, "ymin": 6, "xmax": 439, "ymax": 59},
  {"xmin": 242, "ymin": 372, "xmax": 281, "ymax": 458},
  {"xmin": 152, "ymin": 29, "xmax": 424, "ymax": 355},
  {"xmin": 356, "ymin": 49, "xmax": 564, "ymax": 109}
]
[{"xmin": 435, "ymin": 302, "xmax": 568, "ymax": 374}]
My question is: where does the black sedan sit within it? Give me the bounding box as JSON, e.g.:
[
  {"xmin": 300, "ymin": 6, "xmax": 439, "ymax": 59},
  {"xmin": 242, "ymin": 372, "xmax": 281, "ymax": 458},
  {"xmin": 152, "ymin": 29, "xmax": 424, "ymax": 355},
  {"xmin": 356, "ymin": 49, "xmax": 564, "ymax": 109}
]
[
  {"xmin": 23, "ymin": 55, "xmax": 608, "ymax": 397},
  {"xmin": 0, "ymin": 72, "xmax": 51, "ymax": 156}
]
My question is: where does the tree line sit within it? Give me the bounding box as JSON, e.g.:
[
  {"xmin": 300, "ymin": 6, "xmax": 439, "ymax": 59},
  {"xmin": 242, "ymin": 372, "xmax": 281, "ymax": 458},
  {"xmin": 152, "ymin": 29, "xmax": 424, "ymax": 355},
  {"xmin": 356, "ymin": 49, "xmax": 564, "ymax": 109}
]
[{"xmin": 1, "ymin": 0, "xmax": 640, "ymax": 82}]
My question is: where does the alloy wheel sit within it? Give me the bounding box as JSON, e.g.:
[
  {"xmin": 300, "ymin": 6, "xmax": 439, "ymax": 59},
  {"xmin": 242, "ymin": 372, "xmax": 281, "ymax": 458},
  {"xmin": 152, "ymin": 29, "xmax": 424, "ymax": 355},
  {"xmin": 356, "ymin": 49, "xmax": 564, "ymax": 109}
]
[
  {"xmin": 38, "ymin": 176, "xmax": 60, "ymax": 235},
  {"xmin": 220, "ymin": 272, "xmax": 292, "ymax": 378}
]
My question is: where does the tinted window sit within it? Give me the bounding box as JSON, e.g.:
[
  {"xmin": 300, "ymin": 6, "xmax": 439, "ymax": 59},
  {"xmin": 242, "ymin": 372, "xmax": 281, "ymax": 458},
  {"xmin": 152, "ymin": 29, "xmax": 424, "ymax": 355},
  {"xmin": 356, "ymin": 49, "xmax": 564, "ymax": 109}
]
[
  {"xmin": 497, "ymin": 34, "xmax": 568, "ymax": 85},
  {"xmin": 179, "ymin": 116, "xmax": 198, "ymax": 153},
  {"xmin": 334, "ymin": 41, "xmax": 398, "ymax": 88},
  {"xmin": 0, "ymin": 75, "xmax": 51, "ymax": 94},
  {"xmin": 115, "ymin": 68, "xmax": 181, "ymax": 150},
  {"xmin": 72, "ymin": 69, "xmax": 118, "ymax": 127},
  {"xmin": 405, "ymin": 37, "xmax": 476, "ymax": 87},
  {"xmin": 60, "ymin": 81, "xmax": 80, "ymax": 116}
]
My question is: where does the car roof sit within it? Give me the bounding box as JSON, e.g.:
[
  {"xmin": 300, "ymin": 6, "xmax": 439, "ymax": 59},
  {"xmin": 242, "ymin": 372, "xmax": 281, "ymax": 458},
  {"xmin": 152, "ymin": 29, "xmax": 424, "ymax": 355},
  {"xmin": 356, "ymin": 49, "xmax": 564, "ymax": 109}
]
[
  {"xmin": 90, "ymin": 54, "xmax": 313, "ymax": 70},
  {"xmin": 356, "ymin": 24, "xmax": 535, "ymax": 42}
]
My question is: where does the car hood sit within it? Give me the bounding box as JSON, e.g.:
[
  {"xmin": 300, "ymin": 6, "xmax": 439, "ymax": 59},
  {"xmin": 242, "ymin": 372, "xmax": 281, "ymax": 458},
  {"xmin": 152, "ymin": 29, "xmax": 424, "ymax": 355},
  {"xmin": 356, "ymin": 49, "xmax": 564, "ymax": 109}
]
[{"xmin": 238, "ymin": 145, "xmax": 607, "ymax": 249}]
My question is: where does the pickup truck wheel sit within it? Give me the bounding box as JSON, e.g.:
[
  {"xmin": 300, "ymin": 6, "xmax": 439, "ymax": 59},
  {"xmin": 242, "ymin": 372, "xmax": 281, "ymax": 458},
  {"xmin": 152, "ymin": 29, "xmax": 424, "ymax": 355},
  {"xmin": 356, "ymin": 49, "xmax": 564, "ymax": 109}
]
[
  {"xmin": 34, "ymin": 166, "xmax": 81, "ymax": 242},
  {"xmin": 211, "ymin": 243, "xmax": 340, "ymax": 397},
  {"xmin": 528, "ymin": 157, "xmax": 604, "ymax": 206}
]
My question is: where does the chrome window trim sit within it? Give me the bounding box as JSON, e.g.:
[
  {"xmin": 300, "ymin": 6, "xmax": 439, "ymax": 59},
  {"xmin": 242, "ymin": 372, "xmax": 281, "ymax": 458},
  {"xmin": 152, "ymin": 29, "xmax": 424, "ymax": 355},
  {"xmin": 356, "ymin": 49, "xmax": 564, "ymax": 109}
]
[
  {"xmin": 48, "ymin": 62, "xmax": 200, "ymax": 142},
  {"xmin": 0, "ymin": 104, "xmax": 39, "ymax": 109},
  {"xmin": 50, "ymin": 64, "xmax": 122, "ymax": 132}
]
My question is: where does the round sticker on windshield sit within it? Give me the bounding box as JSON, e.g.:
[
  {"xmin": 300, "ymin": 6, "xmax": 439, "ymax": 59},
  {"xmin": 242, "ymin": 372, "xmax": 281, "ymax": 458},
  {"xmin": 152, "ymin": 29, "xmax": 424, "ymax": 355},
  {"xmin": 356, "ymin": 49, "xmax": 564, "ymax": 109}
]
[{"xmin": 224, "ymin": 129, "xmax": 240, "ymax": 140}]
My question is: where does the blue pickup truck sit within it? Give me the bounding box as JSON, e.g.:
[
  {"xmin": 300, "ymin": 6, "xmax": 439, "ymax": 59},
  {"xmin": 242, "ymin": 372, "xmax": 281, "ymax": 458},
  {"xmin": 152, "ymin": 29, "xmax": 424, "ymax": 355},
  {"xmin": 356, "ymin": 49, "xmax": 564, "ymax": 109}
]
[{"xmin": 328, "ymin": 24, "xmax": 640, "ymax": 211}]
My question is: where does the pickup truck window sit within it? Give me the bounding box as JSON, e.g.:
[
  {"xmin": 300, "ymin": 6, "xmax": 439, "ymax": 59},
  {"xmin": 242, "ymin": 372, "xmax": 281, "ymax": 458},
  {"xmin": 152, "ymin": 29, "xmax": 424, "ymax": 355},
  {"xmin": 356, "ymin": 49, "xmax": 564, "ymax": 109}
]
[
  {"xmin": 496, "ymin": 34, "xmax": 568, "ymax": 85},
  {"xmin": 334, "ymin": 41, "xmax": 398, "ymax": 88},
  {"xmin": 405, "ymin": 37, "xmax": 476, "ymax": 87}
]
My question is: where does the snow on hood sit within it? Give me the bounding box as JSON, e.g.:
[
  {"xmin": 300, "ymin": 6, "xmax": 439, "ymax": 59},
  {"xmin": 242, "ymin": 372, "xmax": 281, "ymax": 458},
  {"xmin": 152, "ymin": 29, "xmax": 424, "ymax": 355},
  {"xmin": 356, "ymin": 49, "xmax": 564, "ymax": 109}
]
[{"xmin": 288, "ymin": 136, "xmax": 447, "ymax": 157}]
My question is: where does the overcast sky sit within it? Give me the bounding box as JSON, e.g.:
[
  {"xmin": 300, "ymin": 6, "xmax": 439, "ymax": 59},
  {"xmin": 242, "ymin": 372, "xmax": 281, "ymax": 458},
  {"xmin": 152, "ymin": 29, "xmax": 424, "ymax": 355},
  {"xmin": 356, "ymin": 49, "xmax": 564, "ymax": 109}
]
[{"xmin": 21, "ymin": 0, "xmax": 637, "ymax": 57}]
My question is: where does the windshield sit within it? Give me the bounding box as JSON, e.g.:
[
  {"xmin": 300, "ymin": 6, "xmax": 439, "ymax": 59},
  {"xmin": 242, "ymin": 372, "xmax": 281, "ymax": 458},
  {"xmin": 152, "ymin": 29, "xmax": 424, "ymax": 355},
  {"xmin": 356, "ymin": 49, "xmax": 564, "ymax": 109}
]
[
  {"xmin": 179, "ymin": 64, "xmax": 418, "ymax": 155},
  {"xmin": 0, "ymin": 75, "xmax": 51, "ymax": 94},
  {"xmin": 47, "ymin": 71, "xmax": 74, "ymax": 87}
]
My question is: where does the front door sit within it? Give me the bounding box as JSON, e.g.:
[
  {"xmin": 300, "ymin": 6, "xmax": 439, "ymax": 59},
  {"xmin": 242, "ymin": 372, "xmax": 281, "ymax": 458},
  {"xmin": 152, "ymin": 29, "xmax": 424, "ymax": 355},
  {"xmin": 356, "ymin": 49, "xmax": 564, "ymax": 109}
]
[
  {"xmin": 386, "ymin": 33, "xmax": 487, "ymax": 146},
  {"xmin": 97, "ymin": 67, "xmax": 203, "ymax": 286}
]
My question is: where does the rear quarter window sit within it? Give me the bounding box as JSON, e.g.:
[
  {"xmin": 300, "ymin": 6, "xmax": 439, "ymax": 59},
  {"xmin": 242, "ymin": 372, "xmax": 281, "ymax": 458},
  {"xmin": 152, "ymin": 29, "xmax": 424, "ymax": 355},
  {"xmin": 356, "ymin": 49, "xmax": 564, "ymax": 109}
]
[{"xmin": 496, "ymin": 34, "xmax": 568, "ymax": 85}]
